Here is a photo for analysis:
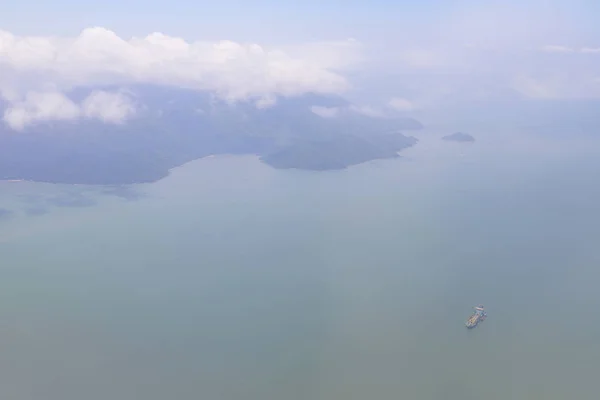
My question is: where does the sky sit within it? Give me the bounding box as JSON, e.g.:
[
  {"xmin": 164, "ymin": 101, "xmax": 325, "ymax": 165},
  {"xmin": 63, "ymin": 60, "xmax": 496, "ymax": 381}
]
[
  {"xmin": 4, "ymin": 0, "xmax": 599, "ymax": 43},
  {"xmin": 2, "ymin": 0, "xmax": 600, "ymax": 130},
  {"xmin": 3, "ymin": 0, "xmax": 456, "ymax": 41}
]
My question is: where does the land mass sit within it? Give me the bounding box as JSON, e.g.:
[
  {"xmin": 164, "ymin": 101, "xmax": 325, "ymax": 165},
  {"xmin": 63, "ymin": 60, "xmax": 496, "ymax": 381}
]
[
  {"xmin": 0, "ymin": 85, "xmax": 422, "ymax": 185},
  {"xmin": 263, "ymin": 133, "xmax": 417, "ymax": 170},
  {"xmin": 442, "ymin": 132, "xmax": 475, "ymax": 142}
]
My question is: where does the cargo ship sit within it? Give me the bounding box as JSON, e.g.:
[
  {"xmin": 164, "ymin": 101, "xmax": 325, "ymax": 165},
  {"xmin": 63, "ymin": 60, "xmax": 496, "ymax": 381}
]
[{"xmin": 465, "ymin": 305, "xmax": 487, "ymax": 329}]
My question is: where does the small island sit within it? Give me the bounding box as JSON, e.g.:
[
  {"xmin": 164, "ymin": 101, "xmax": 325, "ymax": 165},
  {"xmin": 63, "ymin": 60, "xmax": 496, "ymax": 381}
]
[
  {"xmin": 262, "ymin": 133, "xmax": 417, "ymax": 171},
  {"xmin": 442, "ymin": 132, "xmax": 475, "ymax": 142}
]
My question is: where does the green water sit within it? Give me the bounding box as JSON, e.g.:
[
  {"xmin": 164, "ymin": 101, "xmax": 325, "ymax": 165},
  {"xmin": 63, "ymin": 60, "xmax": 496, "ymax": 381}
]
[{"xmin": 0, "ymin": 131, "xmax": 599, "ymax": 400}]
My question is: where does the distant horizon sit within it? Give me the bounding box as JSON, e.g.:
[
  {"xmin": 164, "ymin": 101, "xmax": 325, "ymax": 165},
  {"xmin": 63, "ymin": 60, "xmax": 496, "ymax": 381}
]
[{"xmin": 3, "ymin": 0, "xmax": 600, "ymax": 132}]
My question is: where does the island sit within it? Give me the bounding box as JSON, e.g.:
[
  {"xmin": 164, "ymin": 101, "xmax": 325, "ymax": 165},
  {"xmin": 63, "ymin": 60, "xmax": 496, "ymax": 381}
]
[
  {"xmin": 442, "ymin": 132, "xmax": 475, "ymax": 142},
  {"xmin": 262, "ymin": 134, "xmax": 417, "ymax": 170},
  {"xmin": 0, "ymin": 85, "xmax": 423, "ymax": 185}
]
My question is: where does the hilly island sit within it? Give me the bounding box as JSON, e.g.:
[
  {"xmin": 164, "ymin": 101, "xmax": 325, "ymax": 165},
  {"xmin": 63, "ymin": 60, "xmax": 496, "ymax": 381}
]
[{"xmin": 0, "ymin": 85, "xmax": 422, "ymax": 185}]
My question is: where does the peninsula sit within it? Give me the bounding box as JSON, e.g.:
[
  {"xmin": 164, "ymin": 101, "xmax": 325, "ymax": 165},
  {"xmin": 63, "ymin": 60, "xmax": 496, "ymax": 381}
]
[{"xmin": 0, "ymin": 86, "xmax": 423, "ymax": 184}]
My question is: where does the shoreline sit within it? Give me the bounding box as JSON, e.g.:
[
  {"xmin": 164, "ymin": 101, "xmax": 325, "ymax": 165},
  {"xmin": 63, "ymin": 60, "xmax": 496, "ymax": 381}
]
[{"xmin": 0, "ymin": 139, "xmax": 419, "ymax": 186}]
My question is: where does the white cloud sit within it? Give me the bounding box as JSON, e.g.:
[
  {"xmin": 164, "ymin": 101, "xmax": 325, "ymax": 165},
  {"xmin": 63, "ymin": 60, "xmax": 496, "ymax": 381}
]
[
  {"xmin": 387, "ymin": 97, "xmax": 414, "ymax": 112},
  {"xmin": 82, "ymin": 90, "xmax": 135, "ymax": 124},
  {"xmin": 0, "ymin": 27, "xmax": 362, "ymax": 129},
  {"xmin": 3, "ymin": 90, "xmax": 136, "ymax": 130},
  {"xmin": 541, "ymin": 45, "xmax": 574, "ymax": 53},
  {"xmin": 348, "ymin": 104, "xmax": 384, "ymax": 117},
  {"xmin": 540, "ymin": 45, "xmax": 600, "ymax": 54},
  {"xmin": 310, "ymin": 106, "xmax": 339, "ymax": 118},
  {"xmin": 254, "ymin": 94, "xmax": 277, "ymax": 109},
  {"xmin": 2, "ymin": 15, "xmax": 600, "ymax": 127},
  {"xmin": 311, "ymin": 104, "xmax": 397, "ymax": 118},
  {"xmin": 4, "ymin": 91, "xmax": 80, "ymax": 130},
  {"xmin": 349, "ymin": 3, "xmax": 600, "ymax": 105},
  {"xmin": 0, "ymin": 27, "xmax": 358, "ymax": 103},
  {"xmin": 581, "ymin": 47, "xmax": 600, "ymax": 54}
]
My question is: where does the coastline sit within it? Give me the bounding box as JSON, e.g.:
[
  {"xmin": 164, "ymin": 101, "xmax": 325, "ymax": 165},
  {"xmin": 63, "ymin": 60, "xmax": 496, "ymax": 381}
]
[{"xmin": 0, "ymin": 139, "xmax": 419, "ymax": 186}]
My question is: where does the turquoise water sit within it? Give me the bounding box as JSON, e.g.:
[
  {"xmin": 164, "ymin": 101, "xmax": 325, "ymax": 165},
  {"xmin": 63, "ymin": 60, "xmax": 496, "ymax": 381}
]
[{"xmin": 0, "ymin": 131, "xmax": 599, "ymax": 399}]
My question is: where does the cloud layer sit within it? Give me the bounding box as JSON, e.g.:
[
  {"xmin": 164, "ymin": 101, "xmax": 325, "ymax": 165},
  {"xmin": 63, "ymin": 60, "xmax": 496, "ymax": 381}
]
[
  {"xmin": 3, "ymin": 12, "xmax": 600, "ymax": 131},
  {"xmin": 0, "ymin": 27, "xmax": 362, "ymax": 130},
  {"xmin": 4, "ymin": 90, "xmax": 135, "ymax": 130},
  {"xmin": 0, "ymin": 27, "xmax": 360, "ymax": 97},
  {"xmin": 541, "ymin": 45, "xmax": 600, "ymax": 54}
]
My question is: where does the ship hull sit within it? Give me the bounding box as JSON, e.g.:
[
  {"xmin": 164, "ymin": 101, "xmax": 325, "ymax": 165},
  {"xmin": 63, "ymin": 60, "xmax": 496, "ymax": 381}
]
[
  {"xmin": 465, "ymin": 306, "xmax": 486, "ymax": 329},
  {"xmin": 465, "ymin": 314, "xmax": 484, "ymax": 329}
]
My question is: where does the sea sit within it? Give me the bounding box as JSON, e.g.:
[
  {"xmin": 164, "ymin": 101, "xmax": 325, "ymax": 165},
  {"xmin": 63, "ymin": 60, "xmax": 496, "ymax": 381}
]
[{"xmin": 0, "ymin": 125, "xmax": 599, "ymax": 400}]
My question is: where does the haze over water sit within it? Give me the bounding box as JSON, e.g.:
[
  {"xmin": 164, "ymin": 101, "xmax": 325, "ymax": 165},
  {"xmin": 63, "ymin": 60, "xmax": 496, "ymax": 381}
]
[{"xmin": 1, "ymin": 128, "xmax": 599, "ymax": 400}]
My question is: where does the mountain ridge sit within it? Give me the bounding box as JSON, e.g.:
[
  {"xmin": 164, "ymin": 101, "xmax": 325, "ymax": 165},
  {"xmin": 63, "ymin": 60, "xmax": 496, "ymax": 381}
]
[{"xmin": 0, "ymin": 85, "xmax": 423, "ymax": 184}]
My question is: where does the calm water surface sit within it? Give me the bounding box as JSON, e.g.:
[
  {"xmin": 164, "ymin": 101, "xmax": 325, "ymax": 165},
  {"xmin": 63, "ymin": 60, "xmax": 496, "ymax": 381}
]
[{"xmin": 0, "ymin": 131, "xmax": 599, "ymax": 400}]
